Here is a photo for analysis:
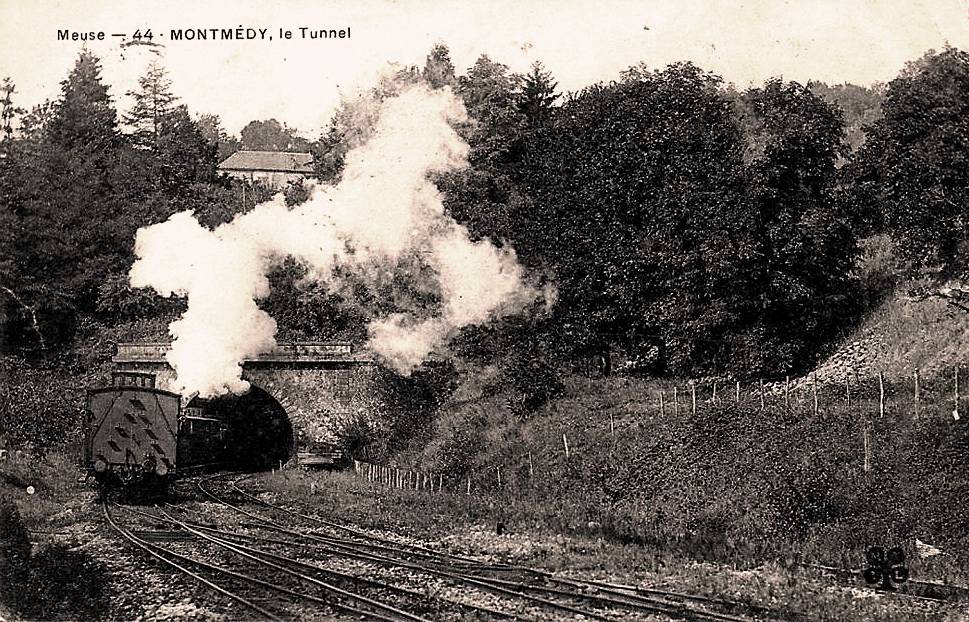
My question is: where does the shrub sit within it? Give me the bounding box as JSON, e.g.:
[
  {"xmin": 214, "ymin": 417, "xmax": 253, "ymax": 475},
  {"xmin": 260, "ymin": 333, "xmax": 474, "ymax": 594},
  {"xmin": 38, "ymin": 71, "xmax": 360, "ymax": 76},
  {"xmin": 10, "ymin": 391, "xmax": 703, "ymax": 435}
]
[
  {"xmin": 0, "ymin": 496, "xmax": 109, "ymax": 620},
  {"xmin": 0, "ymin": 356, "xmax": 84, "ymax": 450},
  {"xmin": 21, "ymin": 546, "xmax": 110, "ymax": 620},
  {"xmin": 378, "ymin": 361, "xmax": 459, "ymax": 451},
  {"xmin": 95, "ymin": 274, "xmax": 182, "ymax": 322},
  {"xmin": 425, "ymin": 408, "xmax": 488, "ymax": 480},
  {"xmin": 0, "ymin": 495, "xmax": 31, "ymax": 591},
  {"xmin": 333, "ymin": 410, "xmax": 386, "ymax": 461},
  {"xmin": 501, "ymin": 347, "xmax": 564, "ymax": 416}
]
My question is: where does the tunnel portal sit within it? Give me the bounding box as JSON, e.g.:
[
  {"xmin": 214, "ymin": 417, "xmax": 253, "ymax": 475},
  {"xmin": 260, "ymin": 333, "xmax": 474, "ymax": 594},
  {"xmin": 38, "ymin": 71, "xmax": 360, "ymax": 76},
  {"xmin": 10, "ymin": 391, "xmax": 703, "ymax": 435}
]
[
  {"xmin": 191, "ymin": 386, "xmax": 294, "ymax": 471},
  {"xmin": 112, "ymin": 342, "xmax": 376, "ymax": 467}
]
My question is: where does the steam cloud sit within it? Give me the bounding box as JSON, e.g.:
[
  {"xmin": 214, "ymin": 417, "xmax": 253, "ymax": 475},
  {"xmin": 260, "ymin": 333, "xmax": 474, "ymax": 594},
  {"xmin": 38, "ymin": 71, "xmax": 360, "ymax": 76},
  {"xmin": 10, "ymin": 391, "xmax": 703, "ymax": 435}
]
[{"xmin": 130, "ymin": 85, "xmax": 544, "ymax": 397}]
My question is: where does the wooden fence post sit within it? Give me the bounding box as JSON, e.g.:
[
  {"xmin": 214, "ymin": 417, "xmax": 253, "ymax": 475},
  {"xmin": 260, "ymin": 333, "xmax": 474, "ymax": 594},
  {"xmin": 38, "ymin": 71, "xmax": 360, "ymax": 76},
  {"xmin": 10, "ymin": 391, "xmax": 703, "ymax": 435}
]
[
  {"xmin": 673, "ymin": 387, "xmax": 679, "ymax": 416},
  {"xmin": 955, "ymin": 366, "xmax": 961, "ymax": 420},
  {"xmin": 735, "ymin": 380, "xmax": 740, "ymax": 404},
  {"xmin": 813, "ymin": 373, "xmax": 819, "ymax": 416},
  {"xmin": 563, "ymin": 433, "xmax": 570, "ymax": 459},
  {"xmin": 863, "ymin": 413, "xmax": 871, "ymax": 474},
  {"xmin": 691, "ymin": 381, "xmax": 697, "ymax": 415},
  {"xmin": 610, "ymin": 412, "xmax": 615, "ymax": 436},
  {"xmin": 528, "ymin": 452, "xmax": 534, "ymax": 477},
  {"xmin": 845, "ymin": 374, "xmax": 851, "ymax": 408},
  {"xmin": 914, "ymin": 369, "xmax": 920, "ymax": 420},
  {"xmin": 467, "ymin": 477, "xmax": 471, "ymax": 495},
  {"xmin": 497, "ymin": 466, "xmax": 502, "ymax": 489},
  {"xmin": 660, "ymin": 391, "xmax": 666, "ymax": 417},
  {"xmin": 878, "ymin": 371, "xmax": 885, "ymax": 418},
  {"xmin": 712, "ymin": 381, "xmax": 718, "ymax": 404},
  {"xmin": 785, "ymin": 376, "xmax": 790, "ymax": 410},
  {"xmin": 759, "ymin": 379, "xmax": 765, "ymax": 410}
]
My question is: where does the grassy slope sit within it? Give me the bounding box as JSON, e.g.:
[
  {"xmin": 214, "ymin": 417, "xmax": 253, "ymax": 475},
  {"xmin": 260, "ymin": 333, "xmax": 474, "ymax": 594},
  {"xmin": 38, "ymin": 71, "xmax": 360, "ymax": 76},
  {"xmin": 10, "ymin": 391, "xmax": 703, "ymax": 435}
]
[
  {"xmin": 393, "ymin": 283, "xmax": 969, "ymax": 582},
  {"xmin": 812, "ymin": 290, "xmax": 969, "ymax": 382},
  {"xmin": 402, "ymin": 369, "xmax": 969, "ymax": 589}
]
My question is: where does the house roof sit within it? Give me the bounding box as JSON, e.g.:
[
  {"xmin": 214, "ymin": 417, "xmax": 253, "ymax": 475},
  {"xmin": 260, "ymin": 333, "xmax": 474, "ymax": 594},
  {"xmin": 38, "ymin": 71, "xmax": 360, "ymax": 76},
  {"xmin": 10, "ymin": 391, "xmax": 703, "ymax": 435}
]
[{"xmin": 218, "ymin": 150, "xmax": 314, "ymax": 173}]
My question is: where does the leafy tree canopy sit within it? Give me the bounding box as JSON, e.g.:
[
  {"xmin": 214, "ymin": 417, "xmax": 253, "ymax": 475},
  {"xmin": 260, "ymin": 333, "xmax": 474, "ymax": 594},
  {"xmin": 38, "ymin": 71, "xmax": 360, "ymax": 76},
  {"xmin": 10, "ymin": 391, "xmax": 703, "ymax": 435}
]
[
  {"xmin": 240, "ymin": 118, "xmax": 311, "ymax": 152},
  {"xmin": 848, "ymin": 46, "xmax": 969, "ymax": 276}
]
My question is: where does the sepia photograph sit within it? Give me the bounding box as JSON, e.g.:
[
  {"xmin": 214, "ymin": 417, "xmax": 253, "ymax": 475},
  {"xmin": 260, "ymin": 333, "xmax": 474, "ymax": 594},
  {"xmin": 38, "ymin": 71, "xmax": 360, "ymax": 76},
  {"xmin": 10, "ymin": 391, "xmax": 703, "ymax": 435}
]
[{"xmin": 1, "ymin": 1, "xmax": 969, "ymax": 620}]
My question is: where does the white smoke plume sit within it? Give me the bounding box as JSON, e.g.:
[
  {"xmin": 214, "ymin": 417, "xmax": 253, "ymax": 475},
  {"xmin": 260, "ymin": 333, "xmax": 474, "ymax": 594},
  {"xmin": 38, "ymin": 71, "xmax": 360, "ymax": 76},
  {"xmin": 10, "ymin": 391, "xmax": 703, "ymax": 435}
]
[{"xmin": 130, "ymin": 84, "xmax": 544, "ymax": 397}]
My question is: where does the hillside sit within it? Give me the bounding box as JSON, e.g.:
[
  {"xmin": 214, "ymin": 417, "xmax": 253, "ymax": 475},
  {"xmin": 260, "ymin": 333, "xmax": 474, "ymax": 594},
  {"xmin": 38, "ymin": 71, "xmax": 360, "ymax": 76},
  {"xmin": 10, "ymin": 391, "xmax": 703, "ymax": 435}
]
[
  {"xmin": 808, "ymin": 291, "xmax": 969, "ymax": 383},
  {"xmin": 400, "ymin": 351, "xmax": 969, "ymax": 585}
]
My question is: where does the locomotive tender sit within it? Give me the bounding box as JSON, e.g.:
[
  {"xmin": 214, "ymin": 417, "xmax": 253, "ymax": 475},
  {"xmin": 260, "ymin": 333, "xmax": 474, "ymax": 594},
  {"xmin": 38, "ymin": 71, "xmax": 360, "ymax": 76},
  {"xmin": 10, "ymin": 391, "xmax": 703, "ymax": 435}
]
[{"xmin": 83, "ymin": 371, "xmax": 228, "ymax": 486}]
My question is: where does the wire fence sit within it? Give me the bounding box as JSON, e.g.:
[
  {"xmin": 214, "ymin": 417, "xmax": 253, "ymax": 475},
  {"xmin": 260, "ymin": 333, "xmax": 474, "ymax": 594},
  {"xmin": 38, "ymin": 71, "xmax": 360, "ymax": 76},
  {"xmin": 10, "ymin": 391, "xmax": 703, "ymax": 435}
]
[{"xmin": 350, "ymin": 367, "xmax": 969, "ymax": 495}]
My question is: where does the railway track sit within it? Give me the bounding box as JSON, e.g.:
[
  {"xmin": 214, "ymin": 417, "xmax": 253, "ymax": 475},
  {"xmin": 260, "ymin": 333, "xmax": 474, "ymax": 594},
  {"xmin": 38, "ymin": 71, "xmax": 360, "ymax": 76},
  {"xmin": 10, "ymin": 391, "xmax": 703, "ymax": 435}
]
[
  {"xmin": 185, "ymin": 472, "xmax": 804, "ymax": 621},
  {"xmin": 797, "ymin": 562, "xmax": 969, "ymax": 604},
  {"xmin": 109, "ymin": 470, "xmax": 923, "ymax": 620},
  {"xmin": 105, "ymin": 499, "xmax": 476, "ymax": 621}
]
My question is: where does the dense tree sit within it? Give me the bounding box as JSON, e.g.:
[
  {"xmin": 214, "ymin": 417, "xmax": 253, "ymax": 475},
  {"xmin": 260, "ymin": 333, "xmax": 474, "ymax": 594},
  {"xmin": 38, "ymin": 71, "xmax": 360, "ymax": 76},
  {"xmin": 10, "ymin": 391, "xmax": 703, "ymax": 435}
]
[
  {"xmin": 196, "ymin": 113, "xmax": 241, "ymax": 161},
  {"xmin": 848, "ymin": 47, "xmax": 969, "ymax": 277},
  {"xmin": 17, "ymin": 101, "xmax": 54, "ymax": 143},
  {"xmin": 517, "ymin": 66, "xmax": 855, "ymax": 376},
  {"xmin": 0, "ymin": 51, "xmax": 228, "ymax": 350},
  {"xmin": 1, "ymin": 52, "xmax": 128, "ymax": 347},
  {"xmin": 434, "ymin": 55, "xmax": 528, "ymax": 244},
  {"xmin": 0, "ymin": 78, "xmax": 24, "ymax": 141},
  {"xmin": 240, "ymin": 118, "xmax": 310, "ymax": 152},
  {"xmin": 124, "ymin": 60, "xmax": 177, "ymax": 148},
  {"xmin": 519, "ymin": 62, "xmax": 558, "ymax": 126},
  {"xmin": 153, "ymin": 105, "xmax": 220, "ymax": 192},
  {"xmin": 619, "ymin": 61, "xmax": 651, "ymax": 82},
  {"xmin": 456, "ymin": 55, "xmax": 525, "ymax": 163},
  {"xmin": 422, "ymin": 43, "xmax": 456, "ymax": 89},
  {"xmin": 735, "ymin": 80, "xmax": 858, "ymax": 372},
  {"xmin": 46, "ymin": 51, "xmax": 121, "ymax": 155},
  {"xmin": 807, "ymin": 81, "xmax": 884, "ymax": 153},
  {"xmin": 520, "ymin": 64, "xmax": 752, "ymax": 373},
  {"xmin": 0, "ymin": 41, "xmax": 942, "ymax": 380}
]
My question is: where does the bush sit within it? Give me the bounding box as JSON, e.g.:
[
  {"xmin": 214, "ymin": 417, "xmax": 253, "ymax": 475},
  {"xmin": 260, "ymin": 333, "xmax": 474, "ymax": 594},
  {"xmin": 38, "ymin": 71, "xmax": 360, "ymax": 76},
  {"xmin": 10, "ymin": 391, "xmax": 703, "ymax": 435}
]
[
  {"xmin": 377, "ymin": 361, "xmax": 459, "ymax": 451},
  {"xmin": 0, "ymin": 495, "xmax": 31, "ymax": 589},
  {"xmin": 95, "ymin": 274, "xmax": 182, "ymax": 322},
  {"xmin": 0, "ymin": 356, "xmax": 84, "ymax": 450},
  {"xmin": 332, "ymin": 410, "xmax": 386, "ymax": 461},
  {"xmin": 0, "ymin": 496, "xmax": 109, "ymax": 620},
  {"xmin": 424, "ymin": 408, "xmax": 488, "ymax": 480},
  {"xmin": 501, "ymin": 347, "xmax": 564, "ymax": 416}
]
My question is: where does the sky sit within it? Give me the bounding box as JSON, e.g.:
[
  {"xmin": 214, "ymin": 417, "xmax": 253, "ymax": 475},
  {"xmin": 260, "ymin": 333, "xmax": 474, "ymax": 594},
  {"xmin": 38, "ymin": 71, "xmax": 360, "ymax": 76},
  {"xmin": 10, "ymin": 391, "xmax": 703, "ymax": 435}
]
[{"xmin": 1, "ymin": 0, "xmax": 968, "ymax": 138}]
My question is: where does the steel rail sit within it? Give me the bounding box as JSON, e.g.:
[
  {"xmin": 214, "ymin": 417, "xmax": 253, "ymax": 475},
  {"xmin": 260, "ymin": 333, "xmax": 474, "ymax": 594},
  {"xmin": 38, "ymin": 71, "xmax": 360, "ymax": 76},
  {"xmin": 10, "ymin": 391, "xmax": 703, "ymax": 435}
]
[
  {"xmin": 478, "ymin": 567, "xmax": 800, "ymax": 621},
  {"xmin": 211, "ymin": 473, "xmax": 781, "ymax": 621},
  {"xmin": 201, "ymin": 475, "xmax": 607, "ymax": 620},
  {"xmin": 153, "ymin": 503, "xmax": 524, "ymax": 622},
  {"xmin": 158, "ymin": 507, "xmax": 432, "ymax": 622},
  {"xmin": 101, "ymin": 501, "xmax": 283, "ymax": 622},
  {"xmin": 223, "ymin": 477, "xmax": 763, "ymax": 622},
  {"xmin": 228, "ymin": 475, "xmax": 480, "ymax": 565},
  {"xmin": 110, "ymin": 503, "xmax": 401, "ymax": 622}
]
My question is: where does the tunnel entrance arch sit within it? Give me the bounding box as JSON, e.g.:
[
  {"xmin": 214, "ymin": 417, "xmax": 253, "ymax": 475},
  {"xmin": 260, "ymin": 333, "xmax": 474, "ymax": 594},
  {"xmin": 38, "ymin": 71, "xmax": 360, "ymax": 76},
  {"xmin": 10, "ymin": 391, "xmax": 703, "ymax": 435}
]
[
  {"xmin": 112, "ymin": 342, "xmax": 378, "ymax": 463},
  {"xmin": 190, "ymin": 385, "xmax": 294, "ymax": 471}
]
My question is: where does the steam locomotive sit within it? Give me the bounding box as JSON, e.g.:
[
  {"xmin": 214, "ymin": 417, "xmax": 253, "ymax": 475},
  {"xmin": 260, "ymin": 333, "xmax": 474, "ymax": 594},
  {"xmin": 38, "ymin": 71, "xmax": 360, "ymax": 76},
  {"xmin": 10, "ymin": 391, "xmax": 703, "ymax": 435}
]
[
  {"xmin": 83, "ymin": 370, "xmax": 345, "ymax": 489},
  {"xmin": 83, "ymin": 371, "xmax": 229, "ymax": 487}
]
